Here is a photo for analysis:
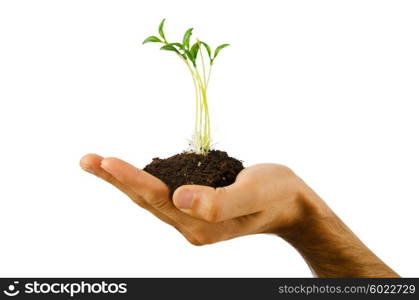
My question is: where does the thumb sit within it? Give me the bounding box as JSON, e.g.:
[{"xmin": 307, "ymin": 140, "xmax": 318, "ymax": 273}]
[{"xmin": 173, "ymin": 183, "xmax": 261, "ymax": 223}]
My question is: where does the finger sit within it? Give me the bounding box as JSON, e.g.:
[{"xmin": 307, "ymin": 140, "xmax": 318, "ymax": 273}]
[
  {"xmin": 80, "ymin": 154, "xmax": 184, "ymax": 228},
  {"xmin": 172, "ymin": 183, "xmax": 262, "ymax": 223},
  {"xmin": 100, "ymin": 157, "xmax": 204, "ymax": 238},
  {"xmin": 100, "ymin": 157, "xmax": 176, "ymax": 210},
  {"xmin": 80, "ymin": 153, "xmax": 142, "ymax": 203}
]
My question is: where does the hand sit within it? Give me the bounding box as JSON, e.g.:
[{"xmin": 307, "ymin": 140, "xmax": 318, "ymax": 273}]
[
  {"xmin": 79, "ymin": 154, "xmax": 313, "ymax": 245},
  {"xmin": 79, "ymin": 153, "xmax": 399, "ymax": 277}
]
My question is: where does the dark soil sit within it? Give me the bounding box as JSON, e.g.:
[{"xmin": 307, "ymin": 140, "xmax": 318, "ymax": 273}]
[{"xmin": 143, "ymin": 150, "xmax": 244, "ymax": 197}]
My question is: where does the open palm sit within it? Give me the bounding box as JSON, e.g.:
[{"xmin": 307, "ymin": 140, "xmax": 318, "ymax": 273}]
[{"xmin": 80, "ymin": 154, "xmax": 303, "ymax": 245}]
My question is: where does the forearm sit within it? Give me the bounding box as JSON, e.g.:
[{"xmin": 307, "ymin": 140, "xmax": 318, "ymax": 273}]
[{"xmin": 277, "ymin": 185, "xmax": 399, "ymax": 278}]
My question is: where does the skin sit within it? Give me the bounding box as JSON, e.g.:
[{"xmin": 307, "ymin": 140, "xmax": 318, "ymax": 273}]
[{"xmin": 80, "ymin": 153, "xmax": 399, "ymax": 278}]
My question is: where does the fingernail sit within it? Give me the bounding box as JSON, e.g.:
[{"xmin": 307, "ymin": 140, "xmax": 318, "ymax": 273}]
[
  {"xmin": 100, "ymin": 159, "xmax": 111, "ymax": 172},
  {"xmin": 175, "ymin": 190, "xmax": 194, "ymax": 209}
]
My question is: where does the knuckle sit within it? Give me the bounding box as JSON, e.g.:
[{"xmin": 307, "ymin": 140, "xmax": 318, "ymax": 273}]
[
  {"xmin": 191, "ymin": 227, "xmax": 217, "ymax": 246},
  {"xmin": 149, "ymin": 196, "xmax": 171, "ymax": 211},
  {"xmin": 133, "ymin": 196, "xmax": 147, "ymax": 208},
  {"xmin": 265, "ymin": 163, "xmax": 295, "ymax": 179},
  {"xmin": 189, "ymin": 238, "xmax": 205, "ymax": 246},
  {"xmin": 276, "ymin": 164, "xmax": 294, "ymax": 176},
  {"xmin": 181, "ymin": 232, "xmax": 203, "ymax": 246}
]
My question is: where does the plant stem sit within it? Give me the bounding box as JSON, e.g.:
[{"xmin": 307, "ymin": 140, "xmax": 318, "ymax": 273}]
[
  {"xmin": 198, "ymin": 44, "xmax": 211, "ymax": 151},
  {"xmin": 194, "ymin": 65, "xmax": 210, "ymax": 154},
  {"xmin": 199, "ymin": 43, "xmax": 207, "ymax": 87},
  {"xmin": 176, "ymin": 48, "xmax": 211, "ymax": 155},
  {"xmin": 206, "ymin": 65, "xmax": 212, "ymax": 87}
]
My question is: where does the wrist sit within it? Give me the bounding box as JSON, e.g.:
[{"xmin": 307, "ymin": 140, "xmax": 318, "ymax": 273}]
[
  {"xmin": 276, "ymin": 182, "xmax": 399, "ymax": 277},
  {"xmin": 275, "ymin": 178, "xmax": 336, "ymax": 240},
  {"xmin": 270, "ymin": 170, "xmax": 399, "ymax": 277}
]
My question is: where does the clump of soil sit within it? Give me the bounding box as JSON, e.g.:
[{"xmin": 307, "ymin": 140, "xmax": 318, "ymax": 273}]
[{"xmin": 144, "ymin": 150, "xmax": 244, "ymax": 196}]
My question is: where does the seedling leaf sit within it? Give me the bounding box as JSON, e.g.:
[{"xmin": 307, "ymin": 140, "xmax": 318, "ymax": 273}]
[
  {"xmin": 166, "ymin": 42, "xmax": 184, "ymax": 50},
  {"xmin": 160, "ymin": 44, "xmax": 180, "ymax": 54},
  {"xmin": 190, "ymin": 42, "xmax": 200, "ymax": 61},
  {"xmin": 143, "ymin": 36, "xmax": 163, "ymax": 44},
  {"xmin": 213, "ymin": 43, "xmax": 230, "ymax": 60},
  {"xmin": 183, "ymin": 28, "xmax": 193, "ymax": 49},
  {"xmin": 200, "ymin": 41, "xmax": 212, "ymax": 60},
  {"xmin": 158, "ymin": 19, "xmax": 166, "ymax": 41},
  {"xmin": 185, "ymin": 50, "xmax": 196, "ymax": 66}
]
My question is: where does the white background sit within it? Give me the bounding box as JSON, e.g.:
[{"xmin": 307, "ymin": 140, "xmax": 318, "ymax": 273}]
[{"xmin": 0, "ymin": 0, "xmax": 418, "ymax": 277}]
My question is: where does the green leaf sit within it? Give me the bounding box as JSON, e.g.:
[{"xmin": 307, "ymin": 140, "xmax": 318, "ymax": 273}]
[
  {"xmin": 200, "ymin": 41, "xmax": 212, "ymax": 60},
  {"xmin": 185, "ymin": 49, "xmax": 196, "ymax": 66},
  {"xmin": 182, "ymin": 28, "xmax": 193, "ymax": 49},
  {"xmin": 142, "ymin": 36, "xmax": 163, "ymax": 44},
  {"xmin": 158, "ymin": 19, "xmax": 166, "ymax": 41},
  {"xmin": 190, "ymin": 42, "xmax": 200, "ymax": 61},
  {"xmin": 213, "ymin": 43, "xmax": 230, "ymax": 60},
  {"xmin": 166, "ymin": 42, "xmax": 184, "ymax": 50},
  {"xmin": 160, "ymin": 44, "xmax": 180, "ymax": 54}
]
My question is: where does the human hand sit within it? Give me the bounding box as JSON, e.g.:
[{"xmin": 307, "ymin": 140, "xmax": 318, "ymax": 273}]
[
  {"xmin": 80, "ymin": 153, "xmax": 399, "ymax": 277},
  {"xmin": 79, "ymin": 154, "xmax": 316, "ymax": 245}
]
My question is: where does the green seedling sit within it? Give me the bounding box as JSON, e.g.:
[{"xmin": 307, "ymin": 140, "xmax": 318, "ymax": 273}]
[{"xmin": 143, "ymin": 19, "xmax": 230, "ymax": 155}]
